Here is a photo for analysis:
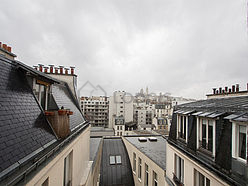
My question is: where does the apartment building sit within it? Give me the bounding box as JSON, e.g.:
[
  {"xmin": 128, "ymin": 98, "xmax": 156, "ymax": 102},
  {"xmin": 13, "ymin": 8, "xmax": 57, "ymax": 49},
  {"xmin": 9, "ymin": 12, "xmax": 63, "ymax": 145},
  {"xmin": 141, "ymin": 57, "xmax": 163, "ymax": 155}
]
[
  {"xmin": 109, "ymin": 91, "xmax": 133, "ymax": 135},
  {"xmin": 0, "ymin": 45, "xmax": 96, "ymax": 186},
  {"xmin": 123, "ymin": 136, "xmax": 168, "ymax": 186},
  {"xmin": 167, "ymin": 85, "xmax": 248, "ymax": 186},
  {"xmin": 81, "ymin": 96, "xmax": 109, "ymax": 127}
]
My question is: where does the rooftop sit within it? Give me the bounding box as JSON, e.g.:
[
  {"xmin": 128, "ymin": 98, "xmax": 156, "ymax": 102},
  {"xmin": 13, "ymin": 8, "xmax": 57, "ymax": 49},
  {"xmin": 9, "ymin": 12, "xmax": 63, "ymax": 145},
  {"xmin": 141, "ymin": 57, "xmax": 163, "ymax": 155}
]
[{"xmin": 124, "ymin": 136, "xmax": 166, "ymax": 170}]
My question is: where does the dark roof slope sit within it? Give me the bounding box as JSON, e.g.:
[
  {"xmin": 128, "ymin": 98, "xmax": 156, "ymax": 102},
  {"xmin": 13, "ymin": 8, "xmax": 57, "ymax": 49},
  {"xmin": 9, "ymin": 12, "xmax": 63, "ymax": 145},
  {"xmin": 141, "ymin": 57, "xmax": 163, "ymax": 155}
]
[
  {"xmin": 0, "ymin": 58, "xmax": 56, "ymax": 173},
  {"xmin": 52, "ymin": 84, "xmax": 85, "ymax": 130},
  {"xmin": 176, "ymin": 96, "xmax": 248, "ymax": 113},
  {"xmin": 125, "ymin": 136, "xmax": 166, "ymax": 170},
  {"xmin": 100, "ymin": 138, "xmax": 134, "ymax": 186}
]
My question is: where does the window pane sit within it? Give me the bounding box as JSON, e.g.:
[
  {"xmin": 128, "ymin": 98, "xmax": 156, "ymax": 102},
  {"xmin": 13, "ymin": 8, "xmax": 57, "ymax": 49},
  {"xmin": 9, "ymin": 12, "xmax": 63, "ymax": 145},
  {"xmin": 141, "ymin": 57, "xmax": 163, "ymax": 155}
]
[
  {"xmin": 110, "ymin": 156, "xmax": 115, "ymax": 165},
  {"xmin": 40, "ymin": 85, "xmax": 46, "ymax": 109},
  {"xmin": 202, "ymin": 123, "xmax": 207, "ymax": 149},
  {"xmin": 180, "ymin": 116, "xmax": 183, "ymax": 138},
  {"xmin": 206, "ymin": 178, "xmax": 210, "ymax": 186},
  {"xmin": 116, "ymin": 155, "xmax": 121, "ymax": 164},
  {"xmin": 239, "ymin": 126, "xmax": 246, "ymax": 159},
  {"xmin": 208, "ymin": 125, "xmax": 213, "ymax": 152},
  {"xmin": 183, "ymin": 116, "xmax": 186, "ymax": 139},
  {"xmin": 199, "ymin": 172, "xmax": 205, "ymax": 186}
]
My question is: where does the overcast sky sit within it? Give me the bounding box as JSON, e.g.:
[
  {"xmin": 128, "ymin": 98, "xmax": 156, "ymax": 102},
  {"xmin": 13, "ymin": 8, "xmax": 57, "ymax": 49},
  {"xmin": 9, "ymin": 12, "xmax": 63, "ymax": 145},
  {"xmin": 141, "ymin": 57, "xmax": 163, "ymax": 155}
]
[{"xmin": 1, "ymin": 0, "xmax": 248, "ymax": 99}]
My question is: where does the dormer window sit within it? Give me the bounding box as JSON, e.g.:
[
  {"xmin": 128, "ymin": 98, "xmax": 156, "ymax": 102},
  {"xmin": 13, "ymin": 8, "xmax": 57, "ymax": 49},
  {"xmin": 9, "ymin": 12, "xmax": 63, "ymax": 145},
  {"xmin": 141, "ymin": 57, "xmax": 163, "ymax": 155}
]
[
  {"xmin": 197, "ymin": 118, "xmax": 215, "ymax": 156},
  {"xmin": 177, "ymin": 115, "xmax": 187, "ymax": 142},
  {"xmin": 232, "ymin": 122, "xmax": 247, "ymax": 162},
  {"xmin": 33, "ymin": 79, "xmax": 50, "ymax": 110}
]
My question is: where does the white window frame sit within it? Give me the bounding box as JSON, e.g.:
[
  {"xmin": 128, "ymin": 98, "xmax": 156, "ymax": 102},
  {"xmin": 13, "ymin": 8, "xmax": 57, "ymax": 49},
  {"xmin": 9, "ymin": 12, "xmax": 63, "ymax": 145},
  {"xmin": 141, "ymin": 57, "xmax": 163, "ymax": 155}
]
[
  {"xmin": 232, "ymin": 122, "xmax": 247, "ymax": 162},
  {"xmin": 177, "ymin": 114, "xmax": 188, "ymax": 142},
  {"xmin": 138, "ymin": 157, "xmax": 142, "ymax": 180},
  {"xmin": 197, "ymin": 117, "xmax": 216, "ymax": 156},
  {"xmin": 174, "ymin": 154, "xmax": 184, "ymax": 184},
  {"xmin": 145, "ymin": 163, "xmax": 149, "ymax": 186},
  {"xmin": 133, "ymin": 153, "xmax": 136, "ymax": 173},
  {"xmin": 194, "ymin": 169, "xmax": 210, "ymax": 186}
]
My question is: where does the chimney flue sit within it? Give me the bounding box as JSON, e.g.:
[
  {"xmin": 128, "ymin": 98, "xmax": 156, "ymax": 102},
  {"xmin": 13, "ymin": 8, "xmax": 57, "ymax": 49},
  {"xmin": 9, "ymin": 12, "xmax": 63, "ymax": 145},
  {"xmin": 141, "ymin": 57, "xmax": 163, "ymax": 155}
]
[
  {"xmin": 49, "ymin": 65, "xmax": 54, "ymax": 73},
  {"xmin": 225, "ymin": 87, "xmax": 228, "ymax": 93},
  {"xmin": 44, "ymin": 67, "xmax": 49, "ymax": 73},
  {"xmin": 232, "ymin": 85, "xmax": 235, "ymax": 92},
  {"xmin": 59, "ymin": 66, "xmax": 64, "ymax": 74},
  {"xmin": 70, "ymin": 66, "xmax": 75, "ymax": 75}
]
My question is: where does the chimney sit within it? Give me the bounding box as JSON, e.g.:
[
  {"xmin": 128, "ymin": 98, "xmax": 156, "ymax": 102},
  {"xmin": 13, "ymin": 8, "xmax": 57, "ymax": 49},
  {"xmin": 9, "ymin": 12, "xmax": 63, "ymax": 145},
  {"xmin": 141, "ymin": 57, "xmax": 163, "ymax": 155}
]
[
  {"xmin": 65, "ymin": 68, "xmax": 69, "ymax": 75},
  {"xmin": 229, "ymin": 88, "xmax": 232, "ymax": 93},
  {"xmin": 59, "ymin": 66, "xmax": 64, "ymax": 74},
  {"xmin": 219, "ymin": 87, "xmax": 222, "ymax": 94},
  {"xmin": 2, "ymin": 44, "xmax": 7, "ymax": 50},
  {"xmin": 55, "ymin": 67, "xmax": 59, "ymax": 74},
  {"xmin": 216, "ymin": 90, "xmax": 219, "ymax": 94},
  {"xmin": 0, "ymin": 42, "xmax": 17, "ymax": 60},
  {"xmin": 44, "ymin": 67, "xmax": 49, "ymax": 73},
  {"xmin": 213, "ymin": 88, "xmax": 216, "ymax": 94},
  {"xmin": 38, "ymin": 64, "xmax": 44, "ymax": 72},
  {"xmin": 232, "ymin": 85, "xmax": 235, "ymax": 92},
  {"xmin": 236, "ymin": 84, "xmax": 239, "ymax": 92},
  {"xmin": 70, "ymin": 66, "xmax": 75, "ymax": 75},
  {"xmin": 49, "ymin": 65, "xmax": 54, "ymax": 73}
]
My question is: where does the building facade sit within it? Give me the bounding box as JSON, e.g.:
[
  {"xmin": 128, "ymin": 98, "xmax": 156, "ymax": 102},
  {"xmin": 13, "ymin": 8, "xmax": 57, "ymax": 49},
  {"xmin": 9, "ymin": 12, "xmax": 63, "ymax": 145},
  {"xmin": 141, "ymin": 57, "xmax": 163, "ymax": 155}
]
[{"xmin": 81, "ymin": 96, "xmax": 109, "ymax": 127}]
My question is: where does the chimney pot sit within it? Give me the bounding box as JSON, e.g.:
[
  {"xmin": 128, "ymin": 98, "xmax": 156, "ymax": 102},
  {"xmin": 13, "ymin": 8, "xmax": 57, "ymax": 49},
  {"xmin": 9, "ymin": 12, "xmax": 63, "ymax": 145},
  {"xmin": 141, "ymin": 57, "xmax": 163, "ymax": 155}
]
[
  {"xmin": 33, "ymin": 65, "xmax": 38, "ymax": 70},
  {"xmin": 216, "ymin": 90, "xmax": 219, "ymax": 94},
  {"xmin": 229, "ymin": 88, "xmax": 232, "ymax": 93},
  {"xmin": 70, "ymin": 66, "xmax": 75, "ymax": 75},
  {"xmin": 236, "ymin": 84, "xmax": 239, "ymax": 92},
  {"xmin": 59, "ymin": 66, "xmax": 64, "ymax": 74},
  {"xmin": 55, "ymin": 67, "xmax": 59, "ymax": 74},
  {"xmin": 225, "ymin": 87, "xmax": 228, "ymax": 93},
  {"xmin": 232, "ymin": 85, "xmax": 235, "ymax": 92},
  {"xmin": 49, "ymin": 65, "xmax": 54, "ymax": 73},
  {"xmin": 219, "ymin": 87, "xmax": 222, "ymax": 94},
  {"xmin": 213, "ymin": 88, "xmax": 216, "ymax": 94},
  {"xmin": 2, "ymin": 44, "xmax": 7, "ymax": 50},
  {"xmin": 38, "ymin": 64, "xmax": 44, "ymax": 72},
  {"xmin": 0, "ymin": 42, "xmax": 2, "ymax": 48},
  {"xmin": 65, "ymin": 68, "xmax": 69, "ymax": 75},
  {"xmin": 7, "ymin": 46, "xmax": 11, "ymax": 53},
  {"xmin": 44, "ymin": 67, "xmax": 49, "ymax": 73}
]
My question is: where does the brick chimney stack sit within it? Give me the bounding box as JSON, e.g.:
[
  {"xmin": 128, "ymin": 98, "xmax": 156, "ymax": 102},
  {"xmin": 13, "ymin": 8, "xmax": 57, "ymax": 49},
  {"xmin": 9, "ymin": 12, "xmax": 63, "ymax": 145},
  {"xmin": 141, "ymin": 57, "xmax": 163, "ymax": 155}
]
[{"xmin": 0, "ymin": 42, "xmax": 17, "ymax": 60}]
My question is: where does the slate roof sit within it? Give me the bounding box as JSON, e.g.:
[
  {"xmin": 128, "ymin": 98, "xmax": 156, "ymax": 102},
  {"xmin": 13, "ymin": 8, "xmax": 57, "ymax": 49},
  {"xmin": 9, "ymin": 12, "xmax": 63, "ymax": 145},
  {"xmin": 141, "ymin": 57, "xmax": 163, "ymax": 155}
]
[
  {"xmin": 176, "ymin": 96, "xmax": 248, "ymax": 113},
  {"xmin": 0, "ymin": 55, "xmax": 88, "ymax": 183},
  {"xmin": 100, "ymin": 138, "xmax": 134, "ymax": 186},
  {"xmin": 0, "ymin": 58, "xmax": 56, "ymax": 174},
  {"xmin": 51, "ymin": 84, "xmax": 85, "ymax": 130},
  {"xmin": 125, "ymin": 136, "xmax": 166, "ymax": 170}
]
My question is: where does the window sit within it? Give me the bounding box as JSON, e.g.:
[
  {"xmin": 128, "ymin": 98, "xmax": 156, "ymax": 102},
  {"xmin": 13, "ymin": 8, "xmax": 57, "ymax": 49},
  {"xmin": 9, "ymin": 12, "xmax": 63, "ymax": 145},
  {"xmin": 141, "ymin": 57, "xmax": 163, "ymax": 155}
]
[
  {"xmin": 153, "ymin": 171, "xmax": 158, "ymax": 186},
  {"xmin": 116, "ymin": 155, "xmax": 122, "ymax": 164},
  {"xmin": 178, "ymin": 115, "xmax": 187, "ymax": 140},
  {"xmin": 120, "ymin": 126, "xmax": 122, "ymax": 130},
  {"xmin": 194, "ymin": 169, "xmax": 210, "ymax": 186},
  {"xmin": 117, "ymin": 126, "xmax": 119, "ymax": 130},
  {"xmin": 200, "ymin": 119, "xmax": 214, "ymax": 152},
  {"xmin": 138, "ymin": 157, "xmax": 142, "ymax": 179},
  {"xmin": 174, "ymin": 154, "xmax": 184, "ymax": 184},
  {"xmin": 145, "ymin": 164, "xmax": 149, "ymax": 186},
  {"xmin": 33, "ymin": 81, "xmax": 49, "ymax": 110},
  {"xmin": 238, "ymin": 125, "xmax": 246, "ymax": 159},
  {"xmin": 42, "ymin": 178, "xmax": 49, "ymax": 186},
  {"xmin": 64, "ymin": 152, "xmax": 72, "ymax": 186},
  {"xmin": 133, "ymin": 153, "xmax": 136, "ymax": 173},
  {"xmin": 110, "ymin": 156, "xmax": 116, "ymax": 165}
]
